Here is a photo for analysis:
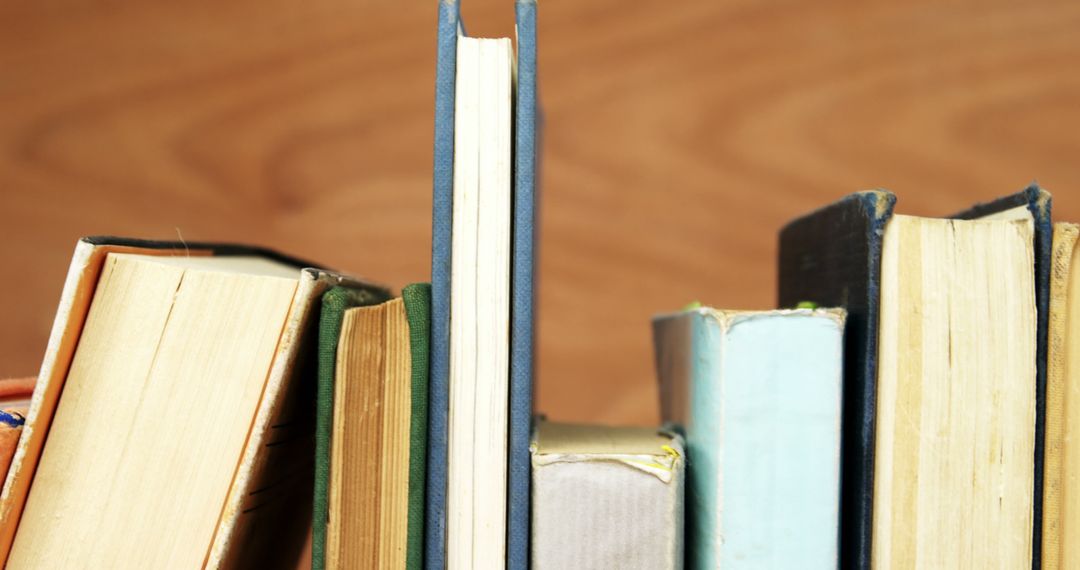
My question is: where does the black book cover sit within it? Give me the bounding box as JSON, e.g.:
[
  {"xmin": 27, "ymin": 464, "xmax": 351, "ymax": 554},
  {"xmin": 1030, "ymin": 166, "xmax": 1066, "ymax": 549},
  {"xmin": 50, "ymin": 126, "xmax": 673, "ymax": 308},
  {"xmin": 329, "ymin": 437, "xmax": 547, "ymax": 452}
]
[{"xmin": 778, "ymin": 191, "xmax": 895, "ymax": 570}]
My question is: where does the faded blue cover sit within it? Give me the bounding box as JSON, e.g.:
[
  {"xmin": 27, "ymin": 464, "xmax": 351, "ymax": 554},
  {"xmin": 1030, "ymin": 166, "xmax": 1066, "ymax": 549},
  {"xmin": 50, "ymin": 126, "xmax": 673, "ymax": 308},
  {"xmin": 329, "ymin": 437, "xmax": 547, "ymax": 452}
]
[
  {"xmin": 508, "ymin": 2, "xmax": 537, "ymax": 569},
  {"xmin": 427, "ymin": 1, "xmax": 459, "ymax": 568},
  {"xmin": 653, "ymin": 309, "xmax": 845, "ymax": 569}
]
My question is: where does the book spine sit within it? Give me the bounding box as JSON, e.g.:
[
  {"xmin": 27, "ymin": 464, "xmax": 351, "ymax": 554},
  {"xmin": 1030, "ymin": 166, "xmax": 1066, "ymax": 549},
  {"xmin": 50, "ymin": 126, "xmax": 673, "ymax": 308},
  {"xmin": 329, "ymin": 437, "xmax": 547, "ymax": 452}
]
[
  {"xmin": 508, "ymin": 2, "xmax": 537, "ymax": 570},
  {"xmin": 427, "ymin": 2, "xmax": 459, "ymax": 569},
  {"xmin": 687, "ymin": 313, "xmax": 722, "ymax": 570},
  {"xmin": 777, "ymin": 191, "xmax": 895, "ymax": 570},
  {"xmin": 711, "ymin": 313, "xmax": 844, "ymax": 568},
  {"xmin": 403, "ymin": 284, "xmax": 432, "ymax": 570}
]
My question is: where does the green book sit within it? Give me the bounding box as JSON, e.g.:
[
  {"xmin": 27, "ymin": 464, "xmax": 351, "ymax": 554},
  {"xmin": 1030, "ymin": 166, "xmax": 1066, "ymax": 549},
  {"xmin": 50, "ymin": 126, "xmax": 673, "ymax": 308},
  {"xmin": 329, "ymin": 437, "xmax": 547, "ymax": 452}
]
[{"xmin": 312, "ymin": 284, "xmax": 430, "ymax": 570}]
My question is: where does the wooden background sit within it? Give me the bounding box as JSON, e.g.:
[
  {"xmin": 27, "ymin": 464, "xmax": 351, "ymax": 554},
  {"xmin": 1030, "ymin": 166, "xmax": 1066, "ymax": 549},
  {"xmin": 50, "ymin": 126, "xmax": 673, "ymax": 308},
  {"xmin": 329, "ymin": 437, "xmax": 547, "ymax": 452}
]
[{"xmin": 2, "ymin": 0, "xmax": 1080, "ymax": 428}]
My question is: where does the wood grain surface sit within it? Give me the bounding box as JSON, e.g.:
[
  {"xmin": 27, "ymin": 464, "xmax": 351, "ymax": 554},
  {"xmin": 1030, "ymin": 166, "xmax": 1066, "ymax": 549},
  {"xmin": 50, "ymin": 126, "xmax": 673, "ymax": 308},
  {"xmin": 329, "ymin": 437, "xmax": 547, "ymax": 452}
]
[{"xmin": 2, "ymin": 0, "xmax": 1080, "ymax": 434}]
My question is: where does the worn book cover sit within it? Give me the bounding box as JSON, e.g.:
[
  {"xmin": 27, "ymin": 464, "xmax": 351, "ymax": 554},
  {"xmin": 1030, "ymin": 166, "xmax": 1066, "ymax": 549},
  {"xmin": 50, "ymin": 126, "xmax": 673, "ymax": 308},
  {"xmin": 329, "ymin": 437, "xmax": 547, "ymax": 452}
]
[
  {"xmin": 0, "ymin": 237, "xmax": 388, "ymax": 568},
  {"xmin": 654, "ymin": 308, "xmax": 844, "ymax": 569},
  {"xmin": 508, "ymin": 3, "xmax": 538, "ymax": 567},
  {"xmin": 531, "ymin": 421, "xmax": 684, "ymax": 570},
  {"xmin": 778, "ymin": 185, "xmax": 1051, "ymax": 569},
  {"xmin": 427, "ymin": 2, "xmax": 458, "ymax": 567}
]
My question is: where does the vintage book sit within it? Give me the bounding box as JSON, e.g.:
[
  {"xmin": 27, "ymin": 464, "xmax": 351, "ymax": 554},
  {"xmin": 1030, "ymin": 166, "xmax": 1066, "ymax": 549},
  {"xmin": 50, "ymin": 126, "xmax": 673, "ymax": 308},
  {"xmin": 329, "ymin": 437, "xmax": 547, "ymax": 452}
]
[
  {"xmin": 428, "ymin": 2, "xmax": 538, "ymax": 569},
  {"xmin": 426, "ymin": 2, "xmax": 457, "ymax": 566},
  {"xmin": 1043, "ymin": 222, "xmax": 1080, "ymax": 570},
  {"xmin": 0, "ymin": 237, "xmax": 386, "ymax": 568},
  {"xmin": 509, "ymin": 3, "xmax": 539, "ymax": 566},
  {"xmin": 653, "ymin": 307, "xmax": 844, "ymax": 569},
  {"xmin": 530, "ymin": 421, "xmax": 684, "ymax": 570},
  {"xmin": 779, "ymin": 187, "xmax": 1048, "ymax": 568},
  {"xmin": 312, "ymin": 284, "xmax": 430, "ymax": 570}
]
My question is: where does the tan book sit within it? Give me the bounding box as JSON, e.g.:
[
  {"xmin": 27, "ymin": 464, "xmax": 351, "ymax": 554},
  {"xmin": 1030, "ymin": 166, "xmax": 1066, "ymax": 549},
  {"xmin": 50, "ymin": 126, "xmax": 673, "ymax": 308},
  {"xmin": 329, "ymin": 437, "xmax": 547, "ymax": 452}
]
[
  {"xmin": 872, "ymin": 213, "xmax": 1037, "ymax": 568},
  {"xmin": 1043, "ymin": 222, "xmax": 1080, "ymax": 570},
  {"xmin": 322, "ymin": 299, "xmax": 412, "ymax": 569},
  {"xmin": 0, "ymin": 237, "xmax": 385, "ymax": 568}
]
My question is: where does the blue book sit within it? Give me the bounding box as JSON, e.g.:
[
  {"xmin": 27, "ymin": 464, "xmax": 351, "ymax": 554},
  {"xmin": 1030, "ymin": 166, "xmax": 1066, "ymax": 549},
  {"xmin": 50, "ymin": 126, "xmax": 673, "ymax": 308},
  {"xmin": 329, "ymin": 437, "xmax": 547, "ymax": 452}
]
[
  {"xmin": 427, "ymin": 1, "xmax": 536, "ymax": 568},
  {"xmin": 426, "ymin": 2, "xmax": 458, "ymax": 568},
  {"xmin": 509, "ymin": 2, "xmax": 537, "ymax": 569},
  {"xmin": 653, "ymin": 307, "xmax": 846, "ymax": 569}
]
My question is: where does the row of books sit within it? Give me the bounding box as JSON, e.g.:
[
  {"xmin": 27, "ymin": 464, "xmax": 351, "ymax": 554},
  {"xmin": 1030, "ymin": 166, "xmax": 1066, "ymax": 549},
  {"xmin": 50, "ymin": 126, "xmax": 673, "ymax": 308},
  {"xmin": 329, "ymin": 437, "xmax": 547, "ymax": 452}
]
[
  {"xmin": 0, "ymin": 185, "xmax": 1068, "ymax": 570},
  {"xmin": 0, "ymin": 2, "xmax": 1075, "ymax": 570}
]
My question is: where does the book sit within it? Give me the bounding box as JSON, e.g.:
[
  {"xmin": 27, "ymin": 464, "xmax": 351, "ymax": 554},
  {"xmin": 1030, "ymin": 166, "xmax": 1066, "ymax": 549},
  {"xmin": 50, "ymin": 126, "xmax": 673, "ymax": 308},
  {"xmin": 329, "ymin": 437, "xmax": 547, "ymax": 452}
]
[
  {"xmin": 1043, "ymin": 222, "xmax": 1079, "ymax": 570},
  {"xmin": 653, "ymin": 307, "xmax": 845, "ymax": 569},
  {"xmin": 449, "ymin": 30, "xmax": 513, "ymax": 569},
  {"xmin": 429, "ymin": 2, "xmax": 538, "ymax": 569},
  {"xmin": 0, "ymin": 237, "xmax": 387, "ymax": 568},
  {"xmin": 312, "ymin": 284, "xmax": 430, "ymax": 570},
  {"xmin": 530, "ymin": 421, "xmax": 684, "ymax": 570},
  {"xmin": 509, "ymin": 3, "xmax": 539, "ymax": 566},
  {"xmin": 426, "ymin": 1, "xmax": 457, "ymax": 566},
  {"xmin": 778, "ymin": 187, "xmax": 1048, "ymax": 568}
]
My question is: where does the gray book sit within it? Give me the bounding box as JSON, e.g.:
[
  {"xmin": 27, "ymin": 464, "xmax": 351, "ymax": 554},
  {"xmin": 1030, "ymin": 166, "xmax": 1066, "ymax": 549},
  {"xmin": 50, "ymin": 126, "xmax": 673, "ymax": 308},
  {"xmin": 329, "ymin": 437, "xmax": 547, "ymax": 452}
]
[{"xmin": 530, "ymin": 421, "xmax": 684, "ymax": 570}]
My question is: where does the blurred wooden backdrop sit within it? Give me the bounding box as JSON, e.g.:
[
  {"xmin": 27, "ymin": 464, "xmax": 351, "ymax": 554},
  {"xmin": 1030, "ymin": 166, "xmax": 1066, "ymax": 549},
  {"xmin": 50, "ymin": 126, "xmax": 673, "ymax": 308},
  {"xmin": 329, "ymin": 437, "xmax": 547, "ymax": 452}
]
[{"xmin": 2, "ymin": 0, "xmax": 1080, "ymax": 428}]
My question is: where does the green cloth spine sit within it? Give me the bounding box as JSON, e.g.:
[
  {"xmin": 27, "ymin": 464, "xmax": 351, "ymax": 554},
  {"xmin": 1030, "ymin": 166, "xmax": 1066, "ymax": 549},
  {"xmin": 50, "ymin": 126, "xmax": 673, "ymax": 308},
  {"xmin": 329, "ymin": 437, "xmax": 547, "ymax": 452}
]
[{"xmin": 402, "ymin": 283, "xmax": 431, "ymax": 570}]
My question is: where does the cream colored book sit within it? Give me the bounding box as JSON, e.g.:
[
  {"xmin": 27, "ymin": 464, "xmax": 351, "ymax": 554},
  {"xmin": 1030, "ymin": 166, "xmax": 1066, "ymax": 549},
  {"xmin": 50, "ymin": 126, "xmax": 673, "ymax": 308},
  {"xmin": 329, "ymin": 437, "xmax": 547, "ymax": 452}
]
[
  {"xmin": 0, "ymin": 237, "xmax": 384, "ymax": 568},
  {"xmin": 872, "ymin": 213, "xmax": 1037, "ymax": 568},
  {"xmin": 447, "ymin": 33, "xmax": 514, "ymax": 570},
  {"xmin": 530, "ymin": 421, "xmax": 684, "ymax": 570},
  {"xmin": 1043, "ymin": 222, "xmax": 1080, "ymax": 570}
]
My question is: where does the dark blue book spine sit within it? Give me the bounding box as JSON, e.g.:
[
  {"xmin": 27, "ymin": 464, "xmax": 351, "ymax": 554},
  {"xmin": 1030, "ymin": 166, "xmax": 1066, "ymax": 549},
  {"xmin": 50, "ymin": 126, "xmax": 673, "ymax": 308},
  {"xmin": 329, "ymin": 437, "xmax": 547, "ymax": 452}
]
[
  {"xmin": 778, "ymin": 191, "xmax": 896, "ymax": 570},
  {"xmin": 508, "ymin": 2, "xmax": 537, "ymax": 569},
  {"xmin": 427, "ymin": 1, "xmax": 458, "ymax": 568}
]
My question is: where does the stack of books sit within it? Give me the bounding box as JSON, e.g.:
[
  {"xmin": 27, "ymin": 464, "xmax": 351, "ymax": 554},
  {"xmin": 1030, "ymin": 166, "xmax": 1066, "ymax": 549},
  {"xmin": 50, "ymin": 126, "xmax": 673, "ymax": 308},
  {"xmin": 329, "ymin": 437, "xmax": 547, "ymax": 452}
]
[{"xmin": 0, "ymin": 2, "xmax": 1075, "ymax": 570}]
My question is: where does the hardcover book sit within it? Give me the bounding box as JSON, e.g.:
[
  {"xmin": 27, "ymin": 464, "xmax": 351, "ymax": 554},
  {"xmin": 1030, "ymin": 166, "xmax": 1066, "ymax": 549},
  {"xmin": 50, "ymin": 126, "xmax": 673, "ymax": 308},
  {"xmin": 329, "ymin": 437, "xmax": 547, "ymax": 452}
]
[
  {"xmin": 0, "ymin": 237, "xmax": 387, "ymax": 568},
  {"xmin": 778, "ymin": 186, "xmax": 1049, "ymax": 568},
  {"xmin": 428, "ymin": 1, "xmax": 537, "ymax": 569},
  {"xmin": 1042, "ymin": 222, "xmax": 1080, "ymax": 570},
  {"xmin": 530, "ymin": 421, "xmax": 685, "ymax": 570},
  {"xmin": 312, "ymin": 284, "xmax": 430, "ymax": 570},
  {"xmin": 653, "ymin": 307, "xmax": 845, "ymax": 569}
]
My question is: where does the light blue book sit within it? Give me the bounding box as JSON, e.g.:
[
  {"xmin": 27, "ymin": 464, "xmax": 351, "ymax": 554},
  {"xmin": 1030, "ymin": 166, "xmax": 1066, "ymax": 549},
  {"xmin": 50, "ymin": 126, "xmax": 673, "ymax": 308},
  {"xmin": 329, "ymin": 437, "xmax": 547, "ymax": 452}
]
[{"xmin": 652, "ymin": 307, "xmax": 845, "ymax": 569}]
